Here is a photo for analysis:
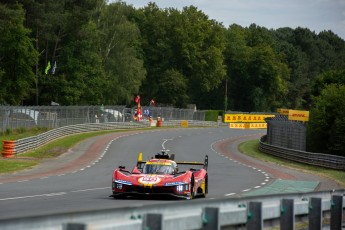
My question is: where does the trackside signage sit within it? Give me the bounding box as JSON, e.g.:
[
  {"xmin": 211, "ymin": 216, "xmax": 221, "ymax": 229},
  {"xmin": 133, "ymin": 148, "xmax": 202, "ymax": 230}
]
[
  {"xmin": 288, "ymin": 109, "xmax": 309, "ymax": 122},
  {"xmin": 224, "ymin": 114, "xmax": 275, "ymax": 123},
  {"xmin": 229, "ymin": 123, "xmax": 267, "ymax": 129},
  {"xmin": 277, "ymin": 108, "xmax": 290, "ymax": 115},
  {"xmin": 180, "ymin": 120, "xmax": 188, "ymax": 127}
]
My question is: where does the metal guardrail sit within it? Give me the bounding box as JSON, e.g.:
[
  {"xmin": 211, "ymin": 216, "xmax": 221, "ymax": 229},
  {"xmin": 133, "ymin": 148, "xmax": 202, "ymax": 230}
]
[
  {"xmin": 13, "ymin": 122, "xmax": 147, "ymax": 154},
  {"xmin": 8, "ymin": 120, "xmax": 218, "ymax": 155},
  {"xmin": 0, "ymin": 190, "xmax": 343, "ymax": 230},
  {"xmin": 259, "ymin": 135, "xmax": 345, "ymax": 170}
]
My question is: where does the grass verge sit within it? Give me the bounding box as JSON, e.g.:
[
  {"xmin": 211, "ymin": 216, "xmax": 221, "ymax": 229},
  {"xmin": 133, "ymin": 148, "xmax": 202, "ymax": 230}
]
[
  {"xmin": 0, "ymin": 127, "xmax": 49, "ymax": 149},
  {"xmin": 238, "ymin": 139, "xmax": 345, "ymax": 187}
]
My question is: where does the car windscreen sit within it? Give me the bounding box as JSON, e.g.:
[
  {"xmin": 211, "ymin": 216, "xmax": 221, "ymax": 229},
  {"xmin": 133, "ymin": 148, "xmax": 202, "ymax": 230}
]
[{"xmin": 143, "ymin": 164, "xmax": 174, "ymax": 174}]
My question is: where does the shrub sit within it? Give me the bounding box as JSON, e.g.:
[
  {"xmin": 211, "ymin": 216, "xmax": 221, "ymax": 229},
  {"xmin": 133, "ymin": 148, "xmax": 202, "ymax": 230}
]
[{"xmin": 307, "ymin": 84, "xmax": 345, "ymax": 156}]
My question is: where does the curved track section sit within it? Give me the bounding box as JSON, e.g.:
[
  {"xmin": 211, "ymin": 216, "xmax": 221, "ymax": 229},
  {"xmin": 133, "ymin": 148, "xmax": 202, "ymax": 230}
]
[{"xmin": 0, "ymin": 127, "xmax": 266, "ymax": 219}]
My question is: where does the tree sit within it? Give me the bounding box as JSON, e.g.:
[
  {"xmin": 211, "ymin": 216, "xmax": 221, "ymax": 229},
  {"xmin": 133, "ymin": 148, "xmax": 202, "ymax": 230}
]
[
  {"xmin": 273, "ymin": 28, "xmax": 310, "ymax": 109},
  {"xmin": 133, "ymin": 4, "xmax": 226, "ymax": 108},
  {"xmin": 272, "ymin": 27, "xmax": 345, "ymax": 110},
  {"xmin": 312, "ymin": 70, "xmax": 345, "ymax": 97},
  {"xmin": 38, "ymin": 0, "xmax": 106, "ymax": 105},
  {"xmin": 307, "ymin": 84, "xmax": 345, "ymax": 156},
  {"xmin": 225, "ymin": 24, "xmax": 289, "ymax": 112},
  {"xmin": 158, "ymin": 69, "xmax": 188, "ymax": 107},
  {"xmin": 56, "ymin": 21, "xmax": 105, "ymax": 105},
  {"xmin": 0, "ymin": 3, "xmax": 38, "ymax": 105},
  {"xmin": 171, "ymin": 6, "xmax": 226, "ymax": 107},
  {"xmin": 130, "ymin": 2, "xmax": 171, "ymax": 103},
  {"xmin": 98, "ymin": 2, "xmax": 146, "ymax": 105}
]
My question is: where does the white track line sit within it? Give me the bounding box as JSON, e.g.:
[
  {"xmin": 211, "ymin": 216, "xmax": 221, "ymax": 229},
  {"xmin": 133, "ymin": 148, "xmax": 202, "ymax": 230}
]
[{"xmin": 0, "ymin": 192, "xmax": 66, "ymax": 201}]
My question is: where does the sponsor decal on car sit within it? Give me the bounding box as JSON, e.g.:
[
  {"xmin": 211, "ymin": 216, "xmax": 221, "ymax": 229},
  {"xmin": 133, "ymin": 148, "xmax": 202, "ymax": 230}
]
[{"xmin": 138, "ymin": 175, "xmax": 161, "ymax": 185}]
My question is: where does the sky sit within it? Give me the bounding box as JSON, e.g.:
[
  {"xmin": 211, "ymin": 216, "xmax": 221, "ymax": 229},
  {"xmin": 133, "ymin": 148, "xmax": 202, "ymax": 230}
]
[{"xmin": 118, "ymin": 0, "xmax": 345, "ymax": 40}]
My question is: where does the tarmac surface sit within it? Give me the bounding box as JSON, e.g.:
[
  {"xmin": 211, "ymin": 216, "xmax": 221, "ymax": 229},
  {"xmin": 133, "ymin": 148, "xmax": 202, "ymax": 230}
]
[{"xmin": 0, "ymin": 128, "xmax": 342, "ymax": 192}]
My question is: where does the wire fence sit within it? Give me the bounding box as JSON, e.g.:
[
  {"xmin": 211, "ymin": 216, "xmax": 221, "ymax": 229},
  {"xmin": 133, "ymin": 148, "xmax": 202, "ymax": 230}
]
[
  {"xmin": 0, "ymin": 106, "xmax": 205, "ymax": 132},
  {"xmin": 266, "ymin": 115, "xmax": 307, "ymax": 151}
]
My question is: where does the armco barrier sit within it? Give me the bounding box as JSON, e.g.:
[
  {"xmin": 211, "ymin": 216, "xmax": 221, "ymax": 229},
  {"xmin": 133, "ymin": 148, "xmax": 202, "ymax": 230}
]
[
  {"xmin": 0, "ymin": 190, "xmax": 343, "ymax": 230},
  {"xmin": 259, "ymin": 135, "xmax": 345, "ymax": 170},
  {"xmin": 4, "ymin": 121, "xmax": 218, "ymax": 155},
  {"xmin": 11, "ymin": 122, "xmax": 147, "ymax": 155}
]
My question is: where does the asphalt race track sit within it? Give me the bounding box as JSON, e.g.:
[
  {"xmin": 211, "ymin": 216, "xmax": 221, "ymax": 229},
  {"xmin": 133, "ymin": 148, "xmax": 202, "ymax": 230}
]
[{"xmin": 0, "ymin": 127, "xmax": 267, "ymax": 220}]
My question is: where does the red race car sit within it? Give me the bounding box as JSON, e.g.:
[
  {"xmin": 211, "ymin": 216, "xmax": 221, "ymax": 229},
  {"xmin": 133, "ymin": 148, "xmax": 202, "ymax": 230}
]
[{"xmin": 111, "ymin": 152, "xmax": 208, "ymax": 199}]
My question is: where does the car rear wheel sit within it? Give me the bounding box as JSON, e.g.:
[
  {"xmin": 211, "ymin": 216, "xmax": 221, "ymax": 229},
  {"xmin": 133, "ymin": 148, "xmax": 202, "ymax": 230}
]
[
  {"xmin": 189, "ymin": 175, "xmax": 195, "ymax": 200},
  {"xmin": 201, "ymin": 174, "xmax": 208, "ymax": 198}
]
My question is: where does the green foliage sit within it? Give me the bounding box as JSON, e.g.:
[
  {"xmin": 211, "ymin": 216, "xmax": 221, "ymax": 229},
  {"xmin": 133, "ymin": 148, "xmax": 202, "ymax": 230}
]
[
  {"xmin": 1, "ymin": 1, "xmax": 345, "ymax": 114},
  {"xmin": 225, "ymin": 24, "xmax": 289, "ymax": 112},
  {"xmin": 158, "ymin": 69, "xmax": 189, "ymax": 108},
  {"xmin": 312, "ymin": 70, "xmax": 345, "ymax": 97},
  {"xmin": 0, "ymin": 3, "xmax": 38, "ymax": 105},
  {"xmin": 5, "ymin": 129, "xmax": 12, "ymax": 135},
  {"xmin": 99, "ymin": 2, "xmax": 146, "ymax": 105},
  {"xmin": 204, "ymin": 110, "xmax": 221, "ymax": 121},
  {"xmin": 307, "ymin": 84, "xmax": 345, "ymax": 156},
  {"xmin": 272, "ymin": 28, "xmax": 345, "ymax": 109},
  {"xmin": 58, "ymin": 20, "xmax": 105, "ymax": 105},
  {"xmin": 133, "ymin": 4, "xmax": 226, "ymax": 108}
]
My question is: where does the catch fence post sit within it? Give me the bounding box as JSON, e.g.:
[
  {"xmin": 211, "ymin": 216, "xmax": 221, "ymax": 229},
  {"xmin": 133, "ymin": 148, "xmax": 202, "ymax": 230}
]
[
  {"xmin": 142, "ymin": 213, "xmax": 162, "ymax": 230},
  {"xmin": 309, "ymin": 197, "xmax": 322, "ymax": 230},
  {"xmin": 280, "ymin": 199, "xmax": 294, "ymax": 230},
  {"xmin": 247, "ymin": 201, "xmax": 263, "ymax": 230},
  {"xmin": 202, "ymin": 207, "xmax": 219, "ymax": 230},
  {"xmin": 63, "ymin": 223, "xmax": 86, "ymax": 230},
  {"xmin": 330, "ymin": 195, "xmax": 343, "ymax": 230}
]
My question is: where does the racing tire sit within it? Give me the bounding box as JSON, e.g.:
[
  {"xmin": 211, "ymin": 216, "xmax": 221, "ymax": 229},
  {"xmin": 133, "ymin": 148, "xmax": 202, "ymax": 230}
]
[
  {"xmin": 189, "ymin": 175, "xmax": 195, "ymax": 200},
  {"xmin": 201, "ymin": 174, "xmax": 208, "ymax": 198}
]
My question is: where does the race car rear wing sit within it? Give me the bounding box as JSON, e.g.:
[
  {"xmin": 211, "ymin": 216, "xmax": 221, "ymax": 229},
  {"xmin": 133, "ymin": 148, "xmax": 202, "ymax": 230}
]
[
  {"xmin": 176, "ymin": 155, "xmax": 208, "ymax": 170},
  {"xmin": 136, "ymin": 151, "xmax": 175, "ymax": 170},
  {"xmin": 136, "ymin": 152, "xmax": 208, "ymax": 170},
  {"xmin": 136, "ymin": 152, "xmax": 146, "ymax": 171}
]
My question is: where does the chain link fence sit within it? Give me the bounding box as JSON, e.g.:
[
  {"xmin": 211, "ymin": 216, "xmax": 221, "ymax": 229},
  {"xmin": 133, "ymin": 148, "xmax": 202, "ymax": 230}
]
[
  {"xmin": 266, "ymin": 115, "xmax": 306, "ymax": 151},
  {"xmin": 0, "ymin": 106, "xmax": 205, "ymax": 132}
]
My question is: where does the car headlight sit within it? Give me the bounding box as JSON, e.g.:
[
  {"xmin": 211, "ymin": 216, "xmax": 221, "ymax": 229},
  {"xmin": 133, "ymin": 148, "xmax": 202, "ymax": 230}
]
[
  {"xmin": 116, "ymin": 183, "xmax": 122, "ymax": 189},
  {"xmin": 113, "ymin": 180, "xmax": 132, "ymax": 189},
  {"xmin": 176, "ymin": 184, "xmax": 189, "ymax": 192}
]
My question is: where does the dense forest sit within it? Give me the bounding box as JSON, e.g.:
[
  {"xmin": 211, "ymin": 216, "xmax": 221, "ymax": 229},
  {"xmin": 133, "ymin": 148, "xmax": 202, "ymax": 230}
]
[
  {"xmin": 1, "ymin": 0, "xmax": 344, "ymax": 109},
  {"xmin": 1, "ymin": 1, "xmax": 345, "ymax": 154}
]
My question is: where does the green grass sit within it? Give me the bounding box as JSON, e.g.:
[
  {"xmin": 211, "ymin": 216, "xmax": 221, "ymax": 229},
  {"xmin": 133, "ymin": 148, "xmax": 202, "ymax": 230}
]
[
  {"xmin": 20, "ymin": 130, "xmax": 118, "ymax": 158},
  {"xmin": 239, "ymin": 140, "xmax": 345, "ymax": 187},
  {"xmin": 0, "ymin": 127, "xmax": 49, "ymax": 149},
  {"xmin": 0, "ymin": 159, "xmax": 37, "ymax": 174}
]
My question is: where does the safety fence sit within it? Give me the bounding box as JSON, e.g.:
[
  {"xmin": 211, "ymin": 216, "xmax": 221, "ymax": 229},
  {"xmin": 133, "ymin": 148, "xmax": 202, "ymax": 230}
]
[
  {"xmin": 265, "ymin": 115, "xmax": 307, "ymax": 151},
  {"xmin": 1, "ymin": 120, "xmax": 218, "ymax": 157},
  {"xmin": 259, "ymin": 135, "xmax": 345, "ymax": 170},
  {"xmin": 0, "ymin": 190, "xmax": 343, "ymax": 230},
  {"xmin": 0, "ymin": 106, "xmax": 206, "ymax": 132}
]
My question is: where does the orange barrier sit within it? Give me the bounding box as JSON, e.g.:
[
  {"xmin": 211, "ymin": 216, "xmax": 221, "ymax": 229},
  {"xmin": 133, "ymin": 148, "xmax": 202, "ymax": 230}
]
[
  {"xmin": 156, "ymin": 120, "xmax": 163, "ymax": 127},
  {"xmin": 156, "ymin": 117, "xmax": 163, "ymax": 127},
  {"xmin": 2, "ymin": 140, "xmax": 15, "ymax": 158}
]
